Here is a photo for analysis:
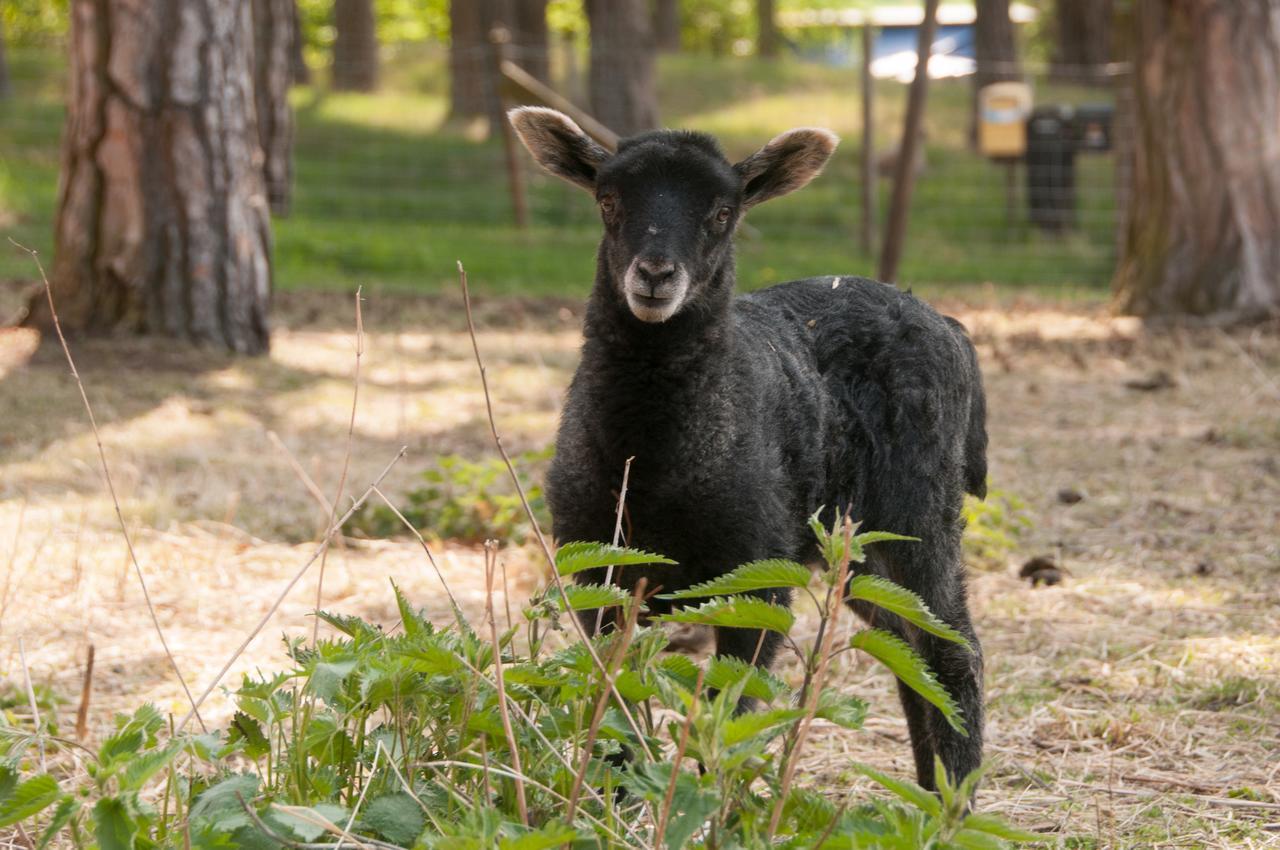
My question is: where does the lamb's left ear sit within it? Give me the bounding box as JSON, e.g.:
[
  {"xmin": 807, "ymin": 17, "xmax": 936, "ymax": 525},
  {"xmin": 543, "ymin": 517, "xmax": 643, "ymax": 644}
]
[
  {"xmin": 733, "ymin": 128, "xmax": 839, "ymax": 209},
  {"xmin": 508, "ymin": 106, "xmax": 612, "ymax": 193}
]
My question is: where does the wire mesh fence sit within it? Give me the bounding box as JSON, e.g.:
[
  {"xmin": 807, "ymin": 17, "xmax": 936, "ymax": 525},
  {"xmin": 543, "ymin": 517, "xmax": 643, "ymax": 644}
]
[{"xmin": 0, "ymin": 37, "xmax": 1129, "ymax": 300}]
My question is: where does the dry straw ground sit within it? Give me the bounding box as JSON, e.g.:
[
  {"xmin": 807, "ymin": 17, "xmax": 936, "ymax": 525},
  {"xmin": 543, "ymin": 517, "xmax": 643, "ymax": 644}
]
[{"xmin": 1, "ymin": 288, "xmax": 1277, "ymax": 848}]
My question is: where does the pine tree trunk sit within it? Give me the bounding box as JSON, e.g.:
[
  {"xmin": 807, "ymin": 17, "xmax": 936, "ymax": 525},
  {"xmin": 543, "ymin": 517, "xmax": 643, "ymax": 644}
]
[
  {"xmin": 450, "ymin": 0, "xmax": 487, "ymax": 118},
  {"xmin": 332, "ymin": 0, "xmax": 378, "ymax": 91},
  {"xmin": 971, "ymin": 0, "xmax": 1021, "ymax": 143},
  {"xmin": 585, "ymin": 0, "xmax": 658, "ymax": 137},
  {"xmin": 513, "ymin": 0, "xmax": 549, "ymax": 83},
  {"xmin": 1051, "ymin": 0, "xmax": 1111, "ymax": 84},
  {"xmin": 253, "ymin": 0, "xmax": 296, "ymax": 214},
  {"xmin": 0, "ymin": 15, "xmax": 11, "ymax": 100},
  {"xmin": 655, "ymin": 0, "xmax": 680, "ymax": 53},
  {"xmin": 757, "ymin": 0, "xmax": 779, "ymax": 58},
  {"xmin": 291, "ymin": 0, "xmax": 311, "ymax": 84},
  {"xmin": 23, "ymin": 0, "xmax": 272, "ymax": 355},
  {"xmin": 1113, "ymin": 0, "xmax": 1280, "ymax": 320}
]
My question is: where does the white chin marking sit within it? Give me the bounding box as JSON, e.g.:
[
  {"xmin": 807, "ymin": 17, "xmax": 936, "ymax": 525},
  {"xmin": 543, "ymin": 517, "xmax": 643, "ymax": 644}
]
[{"xmin": 627, "ymin": 294, "xmax": 682, "ymax": 323}]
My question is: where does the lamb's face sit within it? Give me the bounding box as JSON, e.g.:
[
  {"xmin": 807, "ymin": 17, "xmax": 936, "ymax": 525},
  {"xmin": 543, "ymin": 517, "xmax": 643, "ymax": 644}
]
[
  {"xmin": 593, "ymin": 139, "xmax": 742, "ymax": 322},
  {"xmin": 509, "ymin": 107, "xmax": 839, "ymax": 324}
]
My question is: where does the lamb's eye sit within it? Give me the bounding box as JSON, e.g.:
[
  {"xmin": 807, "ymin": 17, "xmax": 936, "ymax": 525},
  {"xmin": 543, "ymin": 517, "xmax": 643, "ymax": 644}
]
[{"xmin": 715, "ymin": 206, "xmax": 733, "ymax": 224}]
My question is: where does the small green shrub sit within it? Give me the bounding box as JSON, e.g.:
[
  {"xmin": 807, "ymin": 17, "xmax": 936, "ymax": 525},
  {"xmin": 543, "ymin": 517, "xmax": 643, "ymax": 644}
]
[
  {"xmin": 963, "ymin": 488, "xmax": 1033, "ymax": 571},
  {"xmin": 2, "ymin": 514, "xmax": 1036, "ymax": 848},
  {"xmin": 346, "ymin": 448, "xmax": 553, "ymax": 543}
]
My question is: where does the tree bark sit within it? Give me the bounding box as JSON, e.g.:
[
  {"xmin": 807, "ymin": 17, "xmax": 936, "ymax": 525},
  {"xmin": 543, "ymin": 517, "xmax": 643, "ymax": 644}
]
[
  {"xmin": 655, "ymin": 0, "xmax": 680, "ymax": 53},
  {"xmin": 291, "ymin": 0, "xmax": 311, "ymax": 85},
  {"xmin": 972, "ymin": 0, "xmax": 1020, "ymax": 139},
  {"xmin": 585, "ymin": 0, "xmax": 658, "ymax": 138},
  {"xmin": 24, "ymin": 0, "xmax": 272, "ymax": 355},
  {"xmin": 1051, "ymin": 0, "xmax": 1112, "ymax": 84},
  {"xmin": 757, "ymin": 0, "xmax": 779, "ymax": 58},
  {"xmin": 332, "ymin": 0, "xmax": 378, "ymax": 91},
  {"xmin": 1113, "ymin": 0, "xmax": 1280, "ymax": 319},
  {"xmin": 0, "ymin": 15, "xmax": 11, "ymax": 100},
  {"xmin": 513, "ymin": 0, "xmax": 549, "ymax": 83},
  {"xmin": 450, "ymin": 0, "xmax": 488, "ymax": 119},
  {"xmin": 253, "ymin": 0, "xmax": 296, "ymax": 214}
]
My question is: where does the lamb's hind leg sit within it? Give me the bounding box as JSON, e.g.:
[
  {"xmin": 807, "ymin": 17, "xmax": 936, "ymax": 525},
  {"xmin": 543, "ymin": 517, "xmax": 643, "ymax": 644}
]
[{"xmin": 854, "ymin": 534, "xmax": 984, "ymax": 790}]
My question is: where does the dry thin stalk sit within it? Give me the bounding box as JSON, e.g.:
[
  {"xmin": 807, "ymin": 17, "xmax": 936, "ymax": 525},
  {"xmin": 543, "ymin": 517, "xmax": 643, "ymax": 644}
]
[
  {"xmin": 369, "ymin": 485, "xmax": 462, "ymax": 615},
  {"xmin": 0, "ymin": 499, "xmax": 26, "ymax": 639},
  {"xmin": 11, "ymin": 239, "xmax": 206, "ymax": 732},
  {"xmin": 655, "ymin": 668, "xmax": 706, "ymax": 843},
  {"xmin": 18, "ymin": 638, "xmax": 46, "ymax": 772},
  {"xmin": 313, "ymin": 287, "xmax": 364, "ymax": 644},
  {"xmin": 75, "ymin": 643, "xmax": 95, "ymax": 741},
  {"xmin": 457, "ymin": 261, "xmax": 654, "ymax": 759},
  {"xmin": 565, "ymin": 579, "xmax": 647, "ymax": 821},
  {"xmin": 594, "ymin": 455, "xmax": 634, "ymax": 635},
  {"xmin": 176, "ymin": 447, "xmax": 407, "ymax": 733},
  {"xmin": 767, "ymin": 518, "xmax": 856, "ymax": 839},
  {"xmin": 485, "ymin": 540, "xmax": 529, "ymax": 826},
  {"xmin": 267, "ymin": 430, "xmax": 336, "ymax": 519}
]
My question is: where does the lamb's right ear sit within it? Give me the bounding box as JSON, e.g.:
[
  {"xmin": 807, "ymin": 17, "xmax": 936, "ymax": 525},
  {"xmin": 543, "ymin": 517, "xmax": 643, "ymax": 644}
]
[{"xmin": 508, "ymin": 107, "xmax": 612, "ymax": 193}]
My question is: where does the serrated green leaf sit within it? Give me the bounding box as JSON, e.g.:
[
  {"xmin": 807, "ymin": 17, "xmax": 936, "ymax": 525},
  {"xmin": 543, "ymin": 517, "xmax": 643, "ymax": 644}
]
[
  {"xmin": 93, "ymin": 797, "xmax": 137, "ymax": 850},
  {"xmin": 554, "ymin": 541, "xmax": 675, "ymax": 577},
  {"xmin": 393, "ymin": 579, "xmax": 431, "ymax": 639},
  {"xmin": 363, "ymin": 793, "xmax": 425, "ymax": 845},
  {"xmin": 121, "ymin": 740, "xmax": 184, "ymax": 790},
  {"xmin": 947, "ymin": 828, "xmax": 1008, "ymax": 850},
  {"xmin": 189, "ymin": 774, "xmax": 259, "ymax": 833},
  {"xmin": 37, "ymin": 796, "xmax": 79, "ymax": 850},
  {"xmin": 722, "ymin": 708, "xmax": 805, "ymax": 745},
  {"xmin": 556, "ymin": 582, "xmax": 631, "ymax": 611},
  {"xmin": 854, "ymin": 763, "xmax": 941, "ymax": 818},
  {"xmin": 0, "ymin": 774, "xmax": 61, "ymax": 828},
  {"xmin": 655, "ymin": 597, "xmax": 795, "ymax": 634},
  {"xmin": 500, "ymin": 823, "xmax": 579, "ymax": 850},
  {"xmin": 815, "ymin": 689, "xmax": 868, "ymax": 730},
  {"xmin": 850, "ymin": 629, "xmax": 966, "ymax": 734},
  {"xmin": 852, "ymin": 530, "xmax": 919, "ymax": 547},
  {"xmin": 227, "ymin": 712, "xmax": 271, "ymax": 760},
  {"xmin": 846, "ymin": 574, "xmax": 969, "ymax": 647},
  {"xmin": 960, "ymin": 813, "xmax": 1042, "ymax": 842},
  {"xmin": 660, "ymin": 559, "xmax": 811, "ymax": 599},
  {"xmin": 657, "ymin": 655, "xmax": 789, "ymax": 704}
]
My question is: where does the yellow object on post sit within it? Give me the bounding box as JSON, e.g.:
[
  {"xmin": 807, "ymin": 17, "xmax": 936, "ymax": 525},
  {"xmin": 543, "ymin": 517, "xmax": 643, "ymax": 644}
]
[{"xmin": 978, "ymin": 82, "xmax": 1033, "ymax": 159}]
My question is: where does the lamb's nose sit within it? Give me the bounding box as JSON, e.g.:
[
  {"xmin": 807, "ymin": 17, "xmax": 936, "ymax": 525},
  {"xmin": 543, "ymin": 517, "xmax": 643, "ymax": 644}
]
[{"xmin": 637, "ymin": 258, "xmax": 676, "ymax": 286}]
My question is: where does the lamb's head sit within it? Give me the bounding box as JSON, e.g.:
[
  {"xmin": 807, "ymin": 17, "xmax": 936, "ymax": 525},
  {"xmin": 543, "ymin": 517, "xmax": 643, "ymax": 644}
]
[{"xmin": 509, "ymin": 107, "xmax": 838, "ymax": 323}]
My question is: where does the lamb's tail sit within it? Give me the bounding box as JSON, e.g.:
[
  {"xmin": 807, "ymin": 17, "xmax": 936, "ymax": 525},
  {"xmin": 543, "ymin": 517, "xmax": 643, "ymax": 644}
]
[{"xmin": 948, "ymin": 317, "xmax": 988, "ymax": 499}]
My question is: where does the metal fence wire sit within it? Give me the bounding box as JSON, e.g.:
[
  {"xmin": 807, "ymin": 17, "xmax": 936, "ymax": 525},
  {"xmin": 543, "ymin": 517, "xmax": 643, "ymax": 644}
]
[{"xmin": 0, "ymin": 39, "xmax": 1130, "ymax": 297}]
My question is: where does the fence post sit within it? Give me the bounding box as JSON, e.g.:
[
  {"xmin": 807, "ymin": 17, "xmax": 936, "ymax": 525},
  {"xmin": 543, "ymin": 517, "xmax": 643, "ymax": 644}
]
[
  {"xmin": 860, "ymin": 21, "xmax": 876, "ymax": 257},
  {"xmin": 491, "ymin": 26, "xmax": 529, "ymax": 230}
]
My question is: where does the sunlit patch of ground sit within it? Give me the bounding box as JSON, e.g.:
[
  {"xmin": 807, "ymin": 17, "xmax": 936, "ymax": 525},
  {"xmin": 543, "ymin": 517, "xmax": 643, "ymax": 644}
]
[{"xmin": 1, "ymin": 291, "xmax": 1277, "ymax": 848}]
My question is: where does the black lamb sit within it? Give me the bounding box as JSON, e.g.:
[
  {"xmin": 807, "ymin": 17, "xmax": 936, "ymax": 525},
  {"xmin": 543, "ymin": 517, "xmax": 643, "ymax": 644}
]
[{"xmin": 510, "ymin": 107, "xmax": 989, "ymax": 788}]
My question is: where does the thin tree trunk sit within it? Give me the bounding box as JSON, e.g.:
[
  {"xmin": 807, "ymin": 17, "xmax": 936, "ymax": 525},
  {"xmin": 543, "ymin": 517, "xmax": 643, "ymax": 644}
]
[
  {"xmin": 757, "ymin": 0, "xmax": 779, "ymax": 58},
  {"xmin": 291, "ymin": 0, "xmax": 311, "ymax": 85},
  {"xmin": 1113, "ymin": 0, "xmax": 1280, "ymax": 319},
  {"xmin": 1051, "ymin": 0, "xmax": 1112, "ymax": 84},
  {"xmin": 585, "ymin": 0, "xmax": 658, "ymax": 137},
  {"xmin": 972, "ymin": 0, "xmax": 1020, "ymax": 142},
  {"xmin": 253, "ymin": 0, "xmax": 295, "ymax": 214},
  {"xmin": 513, "ymin": 0, "xmax": 550, "ymax": 83},
  {"xmin": 0, "ymin": 15, "xmax": 11, "ymax": 100},
  {"xmin": 23, "ymin": 0, "xmax": 272, "ymax": 354},
  {"xmin": 450, "ymin": 0, "xmax": 488, "ymax": 118},
  {"xmin": 332, "ymin": 0, "xmax": 378, "ymax": 91},
  {"xmin": 878, "ymin": 0, "xmax": 938, "ymax": 284},
  {"xmin": 655, "ymin": 0, "xmax": 680, "ymax": 53}
]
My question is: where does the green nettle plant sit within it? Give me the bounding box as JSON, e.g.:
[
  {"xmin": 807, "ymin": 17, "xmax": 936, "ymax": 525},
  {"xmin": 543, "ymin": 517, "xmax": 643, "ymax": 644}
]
[{"xmin": 0, "ymin": 512, "xmax": 1037, "ymax": 849}]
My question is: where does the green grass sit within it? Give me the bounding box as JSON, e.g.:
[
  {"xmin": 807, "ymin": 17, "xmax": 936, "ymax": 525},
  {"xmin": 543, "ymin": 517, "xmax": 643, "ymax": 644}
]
[{"xmin": 0, "ymin": 45, "xmax": 1120, "ymax": 299}]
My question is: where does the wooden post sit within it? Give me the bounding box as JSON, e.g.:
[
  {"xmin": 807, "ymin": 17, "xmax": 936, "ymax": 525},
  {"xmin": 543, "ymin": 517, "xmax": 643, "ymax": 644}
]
[
  {"xmin": 492, "ymin": 27, "xmax": 529, "ymax": 230},
  {"xmin": 860, "ymin": 22, "xmax": 876, "ymax": 256},
  {"xmin": 878, "ymin": 0, "xmax": 939, "ymax": 284}
]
